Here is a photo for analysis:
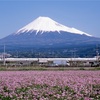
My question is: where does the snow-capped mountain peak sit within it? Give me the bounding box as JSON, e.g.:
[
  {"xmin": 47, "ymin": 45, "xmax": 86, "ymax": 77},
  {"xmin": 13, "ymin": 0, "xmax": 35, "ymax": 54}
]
[
  {"xmin": 16, "ymin": 16, "xmax": 92, "ymax": 36},
  {"xmin": 16, "ymin": 16, "xmax": 69, "ymax": 34}
]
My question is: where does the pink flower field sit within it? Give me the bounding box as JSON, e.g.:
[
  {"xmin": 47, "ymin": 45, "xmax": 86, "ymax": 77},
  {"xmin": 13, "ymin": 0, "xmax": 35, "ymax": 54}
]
[{"xmin": 0, "ymin": 71, "xmax": 100, "ymax": 100}]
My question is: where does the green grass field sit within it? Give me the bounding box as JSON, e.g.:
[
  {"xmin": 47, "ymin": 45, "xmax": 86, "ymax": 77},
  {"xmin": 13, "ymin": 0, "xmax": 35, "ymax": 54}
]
[{"xmin": 0, "ymin": 66, "xmax": 100, "ymax": 71}]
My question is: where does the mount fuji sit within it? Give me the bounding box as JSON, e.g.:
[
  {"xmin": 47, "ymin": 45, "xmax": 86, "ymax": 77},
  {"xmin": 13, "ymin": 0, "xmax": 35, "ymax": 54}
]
[{"xmin": 0, "ymin": 16, "xmax": 100, "ymax": 48}]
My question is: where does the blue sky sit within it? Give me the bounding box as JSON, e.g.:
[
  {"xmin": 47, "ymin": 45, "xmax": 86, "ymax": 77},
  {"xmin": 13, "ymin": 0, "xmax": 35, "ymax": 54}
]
[{"xmin": 0, "ymin": 0, "xmax": 100, "ymax": 39}]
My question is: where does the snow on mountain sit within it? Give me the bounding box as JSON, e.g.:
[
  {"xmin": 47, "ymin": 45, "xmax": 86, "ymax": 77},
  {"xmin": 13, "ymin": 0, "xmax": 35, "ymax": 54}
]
[{"xmin": 16, "ymin": 16, "xmax": 92, "ymax": 36}]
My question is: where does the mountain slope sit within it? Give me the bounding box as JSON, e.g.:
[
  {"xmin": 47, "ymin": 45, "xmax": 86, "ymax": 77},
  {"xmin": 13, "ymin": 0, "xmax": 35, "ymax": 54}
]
[
  {"xmin": 16, "ymin": 16, "xmax": 91, "ymax": 36},
  {"xmin": 0, "ymin": 16, "xmax": 100, "ymax": 48}
]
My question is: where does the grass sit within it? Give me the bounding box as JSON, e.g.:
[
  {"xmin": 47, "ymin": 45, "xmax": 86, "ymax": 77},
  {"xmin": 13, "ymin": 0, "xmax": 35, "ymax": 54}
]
[{"xmin": 0, "ymin": 66, "xmax": 100, "ymax": 71}]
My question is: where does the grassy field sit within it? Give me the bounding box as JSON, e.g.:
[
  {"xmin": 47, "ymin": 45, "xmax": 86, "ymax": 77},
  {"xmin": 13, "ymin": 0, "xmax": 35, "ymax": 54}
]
[{"xmin": 0, "ymin": 66, "xmax": 100, "ymax": 71}]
